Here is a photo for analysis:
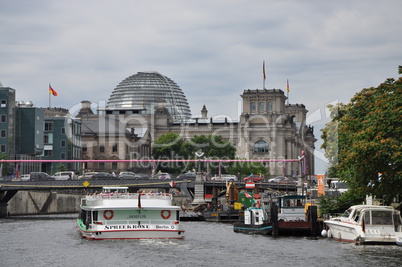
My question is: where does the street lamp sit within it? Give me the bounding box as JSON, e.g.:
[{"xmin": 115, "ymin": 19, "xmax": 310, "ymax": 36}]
[{"xmin": 195, "ymin": 150, "xmax": 204, "ymax": 173}]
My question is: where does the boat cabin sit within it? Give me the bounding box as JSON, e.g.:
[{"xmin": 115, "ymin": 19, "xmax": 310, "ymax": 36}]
[
  {"xmin": 276, "ymin": 195, "xmax": 307, "ymax": 221},
  {"xmin": 102, "ymin": 187, "xmax": 129, "ymax": 194}
]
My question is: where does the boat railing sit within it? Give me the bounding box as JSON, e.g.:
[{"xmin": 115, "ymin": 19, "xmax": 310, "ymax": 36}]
[
  {"xmin": 86, "ymin": 193, "xmax": 171, "ymax": 200},
  {"xmin": 100, "ymin": 219, "xmax": 177, "ymax": 225}
]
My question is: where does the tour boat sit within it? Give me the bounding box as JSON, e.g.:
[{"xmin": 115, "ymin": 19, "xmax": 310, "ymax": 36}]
[
  {"xmin": 233, "ymin": 206, "xmax": 272, "ymax": 235},
  {"xmin": 77, "ymin": 187, "xmax": 185, "ymax": 240},
  {"xmin": 323, "ymin": 205, "xmax": 402, "ymax": 245}
]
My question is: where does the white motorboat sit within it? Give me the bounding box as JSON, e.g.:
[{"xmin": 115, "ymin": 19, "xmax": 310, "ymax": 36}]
[
  {"xmin": 77, "ymin": 187, "xmax": 185, "ymax": 240},
  {"xmin": 324, "ymin": 205, "xmax": 402, "ymax": 245}
]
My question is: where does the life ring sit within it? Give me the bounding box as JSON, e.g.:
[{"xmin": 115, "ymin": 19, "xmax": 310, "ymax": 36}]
[
  {"xmin": 103, "ymin": 210, "xmax": 114, "ymax": 220},
  {"xmin": 161, "ymin": 210, "xmax": 171, "ymax": 219}
]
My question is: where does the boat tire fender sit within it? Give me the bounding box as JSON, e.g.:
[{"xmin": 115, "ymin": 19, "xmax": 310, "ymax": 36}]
[
  {"xmin": 103, "ymin": 210, "xmax": 114, "ymax": 220},
  {"xmin": 161, "ymin": 210, "xmax": 171, "ymax": 219}
]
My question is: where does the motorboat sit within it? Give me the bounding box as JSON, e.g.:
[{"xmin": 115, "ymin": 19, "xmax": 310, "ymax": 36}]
[
  {"xmin": 77, "ymin": 187, "xmax": 185, "ymax": 240},
  {"xmin": 323, "ymin": 205, "xmax": 402, "ymax": 245}
]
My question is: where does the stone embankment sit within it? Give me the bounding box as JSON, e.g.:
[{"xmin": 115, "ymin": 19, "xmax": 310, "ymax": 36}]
[{"xmin": 6, "ymin": 190, "xmax": 193, "ymax": 216}]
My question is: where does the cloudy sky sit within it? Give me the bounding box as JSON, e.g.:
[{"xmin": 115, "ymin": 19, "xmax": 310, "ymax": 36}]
[{"xmin": 1, "ymin": 0, "xmax": 401, "ymax": 174}]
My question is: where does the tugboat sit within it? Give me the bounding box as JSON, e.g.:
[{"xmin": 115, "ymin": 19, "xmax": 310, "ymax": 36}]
[
  {"xmin": 272, "ymin": 194, "xmax": 318, "ymax": 236},
  {"xmin": 77, "ymin": 187, "xmax": 185, "ymax": 240},
  {"xmin": 233, "ymin": 192, "xmax": 272, "ymax": 235}
]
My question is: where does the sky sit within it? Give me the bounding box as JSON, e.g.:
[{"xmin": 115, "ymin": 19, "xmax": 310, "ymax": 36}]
[{"xmin": 1, "ymin": 0, "xmax": 401, "ymax": 175}]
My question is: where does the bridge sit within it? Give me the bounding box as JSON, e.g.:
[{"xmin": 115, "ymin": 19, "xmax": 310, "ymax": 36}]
[{"xmin": 0, "ymin": 178, "xmax": 297, "ymax": 217}]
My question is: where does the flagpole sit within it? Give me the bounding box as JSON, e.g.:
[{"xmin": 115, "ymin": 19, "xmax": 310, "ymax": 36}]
[
  {"xmin": 49, "ymin": 88, "xmax": 51, "ymax": 108},
  {"xmin": 263, "ymin": 60, "xmax": 266, "ymax": 89}
]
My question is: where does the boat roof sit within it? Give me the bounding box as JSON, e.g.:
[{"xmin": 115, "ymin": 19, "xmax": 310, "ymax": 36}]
[
  {"xmin": 349, "ymin": 205, "xmax": 395, "ymax": 211},
  {"xmin": 280, "ymin": 195, "xmax": 306, "ymax": 199},
  {"xmin": 103, "ymin": 187, "xmax": 129, "ymax": 190}
]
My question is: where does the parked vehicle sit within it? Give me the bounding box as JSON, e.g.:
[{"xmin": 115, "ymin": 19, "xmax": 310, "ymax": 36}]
[
  {"xmin": 54, "ymin": 171, "xmax": 76, "ymax": 180},
  {"xmin": 78, "ymin": 172, "xmax": 98, "ymax": 180},
  {"xmin": 19, "ymin": 174, "xmax": 30, "ymax": 181},
  {"xmin": 244, "ymin": 175, "xmax": 262, "ymax": 182},
  {"xmin": 92, "ymin": 172, "xmax": 112, "ymax": 180},
  {"xmin": 268, "ymin": 176, "xmax": 295, "ymax": 184},
  {"xmin": 329, "ymin": 180, "xmax": 348, "ymax": 194},
  {"xmin": 29, "ymin": 172, "xmax": 55, "ymax": 181},
  {"xmin": 118, "ymin": 171, "xmax": 136, "ymax": 179},
  {"xmin": 177, "ymin": 172, "xmax": 196, "ymax": 180},
  {"xmin": 212, "ymin": 174, "xmax": 237, "ymax": 182},
  {"xmin": 135, "ymin": 173, "xmax": 150, "ymax": 179},
  {"xmin": 155, "ymin": 173, "xmax": 171, "ymax": 180}
]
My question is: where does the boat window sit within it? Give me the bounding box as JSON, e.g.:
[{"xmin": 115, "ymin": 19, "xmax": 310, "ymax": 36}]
[
  {"xmin": 341, "ymin": 208, "xmax": 352, "ymax": 218},
  {"xmin": 371, "ymin": 210, "xmax": 393, "ymax": 225},
  {"xmin": 363, "ymin": 211, "xmax": 370, "ymax": 224},
  {"xmin": 93, "ymin": 211, "xmax": 98, "ymax": 222},
  {"xmin": 354, "ymin": 210, "xmax": 361, "ymax": 222}
]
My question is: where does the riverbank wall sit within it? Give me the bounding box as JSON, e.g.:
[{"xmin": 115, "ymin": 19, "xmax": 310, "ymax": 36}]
[{"xmin": 5, "ymin": 190, "xmax": 193, "ymax": 216}]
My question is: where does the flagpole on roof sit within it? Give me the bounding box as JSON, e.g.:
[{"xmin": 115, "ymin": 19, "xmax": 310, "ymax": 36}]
[
  {"xmin": 286, "ymin": 79, "xmax": 290, "ymax": 105},
  {"xmin": 49, "ymin": 83, "xmax": 51, "ymax": 108},
  {"xmin": 263, "ymin": 60, "xmax": 266, "ymax": 89}
]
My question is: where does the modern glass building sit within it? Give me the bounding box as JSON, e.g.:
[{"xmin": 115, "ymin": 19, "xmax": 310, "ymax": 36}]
[{"xmin": 106, "ymin": 71, "xmax": 192, "ymax": 121}]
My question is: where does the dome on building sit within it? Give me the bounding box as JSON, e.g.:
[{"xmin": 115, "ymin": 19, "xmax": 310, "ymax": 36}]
[{"xmin": 106, "ymin": 71, "xmax": 192, "ymax": 121}]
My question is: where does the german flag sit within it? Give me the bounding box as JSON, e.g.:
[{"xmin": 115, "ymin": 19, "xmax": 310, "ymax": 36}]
[{"xmin": 49, "ymin": 84, "xmax": 58, "ymax": 96}]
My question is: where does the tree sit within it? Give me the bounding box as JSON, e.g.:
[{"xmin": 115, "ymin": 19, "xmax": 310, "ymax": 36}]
[
  {"xmin": 0, "ymin": 152, "xmax": 10, "ymax": 177},
  {"xmin": 152, "ymin": 133, "xmax": 187, "ymax": 173},
  {"xmin": 321, "ymin": 103, "xmax": 348, "ymax": 178},
  {"xmin": 185, "ymin": 135, "xmax": 237, "ymax": 174},
  {"xmin": 321, "ymin": 66, "xmax": 402, "ymax": 204}
]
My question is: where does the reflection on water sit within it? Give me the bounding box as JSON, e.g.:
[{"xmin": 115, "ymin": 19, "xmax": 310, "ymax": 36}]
[{"xmin": 1, "ymin": 214, "xmax": 402, "ymax": 267}]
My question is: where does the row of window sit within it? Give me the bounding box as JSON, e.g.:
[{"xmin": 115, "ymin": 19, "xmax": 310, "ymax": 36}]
[
  {"xmin": 44, "ymin": 150, "xmax": 66, "ymax": 159},
  {"xmin": 251, "ymin": 102, "xmax": 273, "ymax": 112},
  {"xmin": 82, "ymin": 144, "xmax": 119, "ymax": 153}
]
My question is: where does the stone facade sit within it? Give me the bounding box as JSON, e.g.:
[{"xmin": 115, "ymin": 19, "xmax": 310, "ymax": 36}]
[{"xmin": 78, "ymin": 88, "xmax": 316, "ymax": 176}]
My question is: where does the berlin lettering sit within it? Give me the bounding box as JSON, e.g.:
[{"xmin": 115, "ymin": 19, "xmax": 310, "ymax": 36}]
[
  {"xmin": 156, "ymin": 225, "xmax": 169, "ymax": 229},
  {"xmin": 104, "ymin": 224, "xmax": 150, "ymax": 230}
]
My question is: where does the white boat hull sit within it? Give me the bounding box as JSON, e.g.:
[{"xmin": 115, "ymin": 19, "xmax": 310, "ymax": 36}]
[
  {"xmin": 324, "ymin": 205, "xmax": 402, "ymax": 245},
  {"xmin": 77, "ymin": 220, "xmax": 185, "ymax": 240}
]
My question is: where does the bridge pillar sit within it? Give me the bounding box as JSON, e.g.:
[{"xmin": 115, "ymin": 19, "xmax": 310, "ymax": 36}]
[
  {"xmin": 0, "ymin": 202, "xmax": 8, "ymax": 218},
  {"xmin": 191, "ymin": 172, "xmax": 206, "ymax": 206}
]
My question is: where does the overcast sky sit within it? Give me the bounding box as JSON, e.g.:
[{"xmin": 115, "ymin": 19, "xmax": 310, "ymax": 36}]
[{"xmin": 1, "ymin": 0, "xmax": 401, "ymax": 174}]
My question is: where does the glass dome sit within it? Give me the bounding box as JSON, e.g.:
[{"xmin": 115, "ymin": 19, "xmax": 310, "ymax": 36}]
[{"xmin": 107, "ymin": 71, "xmax": 192, "ymax": 120}]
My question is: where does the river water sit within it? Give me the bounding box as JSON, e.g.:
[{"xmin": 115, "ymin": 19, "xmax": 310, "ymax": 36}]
[{"xmin": 1, "ymin": 214, "xmax": 401, "ymax": 267}]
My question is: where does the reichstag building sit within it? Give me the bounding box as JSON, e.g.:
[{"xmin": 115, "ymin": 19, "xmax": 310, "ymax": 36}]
[{"xmin": 77, "ymin": 71, "xmax": 316, "ymax": 176}]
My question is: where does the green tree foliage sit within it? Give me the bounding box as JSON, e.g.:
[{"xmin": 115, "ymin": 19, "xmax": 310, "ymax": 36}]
[
  {"xmin": 152, "ymin": 133, "xmax": 237, "ymax": 174},
  {"xmin": 318, "ymin": 191, "xmax": 364, "ymax": 217},
  {"xmin": 321, "ymin": 67, "xmax": 402, "ymax": 204},
  {"xmin": 0, "ymin": 152, "xmax": 10, "ymax": 177},
  {"xmin": 55, "ymin": 163, "xmax": 67, "ymax": 173},
  {"xmin": 152, "ymin": 133, "xmax": 187, "ymax": 173}
]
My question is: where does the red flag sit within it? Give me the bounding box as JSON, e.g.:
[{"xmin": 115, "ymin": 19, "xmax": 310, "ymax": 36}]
[
  {"xmin": 263, "ymin": 61, "xmax": 266, "ymax": 80},
  {"xmin": 49, "ymin": 84, "xmax": 58, "ymax": 96},
  {"xmin": 137, "ymin": 193, "xmax": 142, "ymax": 209}
]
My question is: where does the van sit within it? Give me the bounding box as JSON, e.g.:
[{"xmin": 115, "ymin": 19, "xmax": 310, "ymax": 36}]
[
  {"xmin": 330, "ymin": 180, "xmax": 348, "ymax": 194},
  {"xmin": 30, "ymin": 172, "xmax": 55, "ymax": 181},
  {"xmin": 54, "ymin": 171, "xmax": 76, "ymax": 180}
]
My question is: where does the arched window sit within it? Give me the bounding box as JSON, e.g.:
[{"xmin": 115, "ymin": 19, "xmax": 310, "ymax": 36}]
[
  {"xmin": 254, "ymin": 140, "xmax": 270, "ymax": 153},
  {"xmin": 259, "ymin": 102, "xmax": 264, "ymax": 111},
  {"xmin": 251, "ymin": 102, "xmax": 256, "ymax": 111},
  {"xmin": 267, "ymin": 102, "xmax": 273, "ymax": 111}
]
